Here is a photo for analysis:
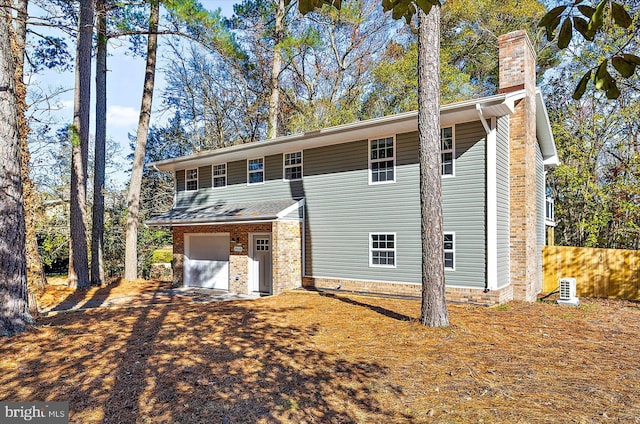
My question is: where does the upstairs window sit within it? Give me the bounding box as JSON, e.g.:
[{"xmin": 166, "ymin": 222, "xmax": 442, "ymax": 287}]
[
  {"xmin": 441, "ymin": 127, "xmax": 454, "ymax": 176},
  {"xmin": 186, "ymin": 168, "xmax": 198, "ymax": 191},
  {"xmin": 248, "ymin": 158, "xmax": 264, "ymax": 184},
  {"xmin": 213, "ymin": 163, "xmax": 226, "ymax": 188},
  {"xmin": 284, "ymin": 152, "xmax": 303, "ymax": 181},
  {"xmin": 545, "ymin": 195, "xmax": 555, "ymax": 223},
  {"xmin": 369, "ymin": 136, "xmax": 395, "ymax": 184},
  {"xmin": 444, "ymin": 232, "xmax": 455, "ymax": 270},
  {"xmin": 370, "ymin": 233, "xmax": 396, "ymax": 268}
]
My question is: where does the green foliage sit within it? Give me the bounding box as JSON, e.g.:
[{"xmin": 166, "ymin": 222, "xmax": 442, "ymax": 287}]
[
  {"xmin": 151, "ymin": 249, "xmax": 172, "ymax": 263},
  {"xmin": 67, "ymin": 124, "xmax": 80, "ymax": 147},
  {"xmin": 546, "ymin": 65, "xmax": 640, "ymax": 249},
  {"xmin": 539, "ymin": 1, "xmax": 639, "ymax": 100}
]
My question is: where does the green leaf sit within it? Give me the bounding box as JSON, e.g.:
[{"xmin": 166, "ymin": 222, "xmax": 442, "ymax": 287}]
[
  {"xmin": 414, "ymin": 0, "xmax": 435, "ymax": 15},
  {"xmin": 622, "ymin": 54, "xmax": 640, "ymax": 66},
  {"xmin": 573, "ymin": 17, "xmax": 594, "ymax": 41},
  {"xmin": 546, "ymin": 16, "xmax": 562, "ymax": 41},
  {"xmin": 606, "ymin": 80, "xmax": 621, "ymax": 99},
  {"xmin": 573, "ymin": 70, "xmax": 592, "ymax": 100},
  {"xmin": 558, "ymin": 18, "xmax": 573, "ymax": 49},
  {"xmin": 611, "ymin": 2, "xmax": 632, "ymax": 29},
  {"xmin": 538, "ymin": 6, "xmax": 566, "ymax": 28},
  {"xmin": 594, "ymin": 60, "xmax": 611, "ymax": 90},
  {"xmin": 577, "ymin": 5, "xmax": 595, "ymax": 18},
  {"xmin": 588, "ymin": 0, "xmax": 606, "ymax": 33},
  {"xmin": 612, "ymin": 56, "xmax": 636, "ymax": 78}
]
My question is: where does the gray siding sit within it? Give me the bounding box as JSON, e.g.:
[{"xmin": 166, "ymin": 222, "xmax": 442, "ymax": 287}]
[
  {"xmin": 303, "ymin": 134, "xmax": 422, "ymax": 284},
  {"xmin": 176, "ymin": 154, "xmax": 303, "ymax": 207},
  {"xmin": 176, "ymin": 169, "xmax": 185, "ymax": 192},
  {"xmin": 442, "ymin": 122, "xmax": 487, "ymax": 288},
  {"xmin": 171, "ymin": 122, "xmax": 488, "ymax": 288},
  {"xmin": 199, "ymin": 165, "xmax": 212, "ymax": 189},
  {"xmin": 536, "ymin": 143, "xmax": 545, "ymax": 292},
  {"xmin": 496, "ymin": 116, "xmax": 510, "ymax": 288}
]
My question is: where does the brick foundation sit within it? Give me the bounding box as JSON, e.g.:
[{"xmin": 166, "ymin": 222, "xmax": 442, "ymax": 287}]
[{"xmin": 303, "ymin": 277, "xmax": 513, "ymax": 305}]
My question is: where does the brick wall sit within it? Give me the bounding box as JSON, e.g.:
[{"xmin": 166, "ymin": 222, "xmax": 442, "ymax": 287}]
[
  {"xmin": 272, "ymin": 221, "xmax": 302, "ymax": 294},
  {"xmin": 498, "ymin": 30, "xmax": 540, "ymax": 301},
  {"xmin": 303, "ymin": 277, "xmax": 513, "ymax": 305}
]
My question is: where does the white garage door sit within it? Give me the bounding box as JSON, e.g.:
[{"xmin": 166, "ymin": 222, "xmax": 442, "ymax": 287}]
[{"xmin": 185, "ymin": 234, "xmax": 229, "ymax": 289}]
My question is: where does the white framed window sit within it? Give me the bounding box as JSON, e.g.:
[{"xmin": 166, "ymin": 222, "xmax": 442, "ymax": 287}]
[
  {"xmin": 444, "ymin": 232, "xmax": 455, "ymax": 270},
  {"xmin": 247, "ymin": 158, "xmax": 264, "ymax": 185},
  {"xmin": 283, "ymin": 152, "xmax": 303, "ymax": 181},
  {"xmin": 441, "ymin": 126, "xmax": 455, "ymax": 177},
  {"xmin": 185, "ymin": 168, "xmax": 198, "ymax": 191},
  {"xmin": 369, "ymin": 233, "xmax": 396, "ymax": 268},
  {"xmin": 213, "ymin": 163, "xmax": 226, "ymax": 188},
  {"xmin": 369, "ymin": 136, "xmax": 395, "ymax": 184}
]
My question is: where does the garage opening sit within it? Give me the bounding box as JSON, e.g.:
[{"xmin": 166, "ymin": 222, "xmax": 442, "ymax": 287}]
[{"xmin": 184, "ymin": 233, "xmax": 229, "ymax": 289}]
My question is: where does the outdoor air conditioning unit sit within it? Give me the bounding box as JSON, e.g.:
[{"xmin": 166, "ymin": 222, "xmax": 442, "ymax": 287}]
[{"xmin": 557, "ymin": 277, "xmax": 579, "ymax": 306}]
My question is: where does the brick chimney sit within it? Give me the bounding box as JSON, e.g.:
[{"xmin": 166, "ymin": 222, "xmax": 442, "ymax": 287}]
[{"xmin": 498, "ymin": 30, "xmax": 541, "ymax": 301}]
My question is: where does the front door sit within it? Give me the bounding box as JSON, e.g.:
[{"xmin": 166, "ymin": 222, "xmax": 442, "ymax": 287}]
[{"xmin": 251, "ymin": 234, "xmax": 272, "ymax": 294}]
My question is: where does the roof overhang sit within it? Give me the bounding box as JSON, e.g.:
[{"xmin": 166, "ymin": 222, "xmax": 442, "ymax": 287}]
[
  {"xmin": 152, "ymin": 93, "xmax": 520, "ymax": 172},
  {"xmin": 150, "ymin": 89, "xmax": 559, "ymax": 171},
  {"xmin": 146, "ymin": 199, "xmax": 304, "ymax": 227},
  {"xmin": 536, "ymin": 89, "xmax": 560, "ymax": 166}
]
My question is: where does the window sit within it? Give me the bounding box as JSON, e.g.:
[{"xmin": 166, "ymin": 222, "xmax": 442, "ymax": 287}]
[
  {"xmin": 213, "ymin": 163, "xmax": 226, "ymax": 188},
  {"xmin": 248, "ymin": 158, "xmax": 264, "ymax": 184},
  {"xmin": 441, "ymin": 127, "xmax": 454, "ymax": 176},
  {"xmin": 370, "ymin": 233, "xmax": 396, "ymax": 267},
  {"xmin": 545, "ymin": 195, "xmax": 555, "ymax": 223},
  {"xmin": 369, "ymin": 136, "xmax": 395, "ymax": 184},
  {"xmin": 284, "ymin": 152, "xmax": 303, "ymax": 181},
  {"xmin": 444, "ymin": 233, "xmax": 455, "ymax": 270},
  {"xmin": 186, "ymin": 168, "xmax": 198, "ymax": 191}
]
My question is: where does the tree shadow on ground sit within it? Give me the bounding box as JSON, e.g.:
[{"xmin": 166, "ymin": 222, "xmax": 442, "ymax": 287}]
[
  {"xmin": 48, "ymin": 278, "xmax": 166, "ymax": 312},
  {"xmin": 319, "ymin": 292, "xmax": 414, "ymax": 322},
  {"xmin": 2, "ymin": 297, "xmax": 409, "ymax": 423}
]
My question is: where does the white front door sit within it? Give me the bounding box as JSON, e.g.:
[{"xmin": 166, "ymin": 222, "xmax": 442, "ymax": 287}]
[
  {"xmin": 185, "ymin": 234, "xmax": 229, "ymax": 290},
  {"xmin": 251, "ymin": 234, "xmax": 272, "ymax": 294}
]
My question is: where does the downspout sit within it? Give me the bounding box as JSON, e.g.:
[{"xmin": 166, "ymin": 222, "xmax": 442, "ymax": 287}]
[{"xmin": 476, "ymin": 104, "xmax": 497, "ymax": 292}]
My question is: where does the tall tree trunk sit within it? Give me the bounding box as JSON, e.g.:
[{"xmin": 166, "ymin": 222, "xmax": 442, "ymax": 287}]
[
  {"xmin": 267, "ymin": 0, "xmax": 285, "ymax": 139},
  {"xmin": 418, "ymin": 6, "xmax": 449, "ymax": 327},
  {"xmin": 13, "ymin": 0, "xmax": 45, "ymax": 315},
  {"xmin": 0, "ymin": 0, "xmax": 33, "ymax": 335},
  {"xmin": 68, "ymin": 0, "xmax": 94, "ymax": 289},
  {"xmin": 91, "ymin": 0, "xmax": 106, "ymax": 285},
  {"xmin": 124, "ymin": 0, "xmax": 159, "ymax": 281}
]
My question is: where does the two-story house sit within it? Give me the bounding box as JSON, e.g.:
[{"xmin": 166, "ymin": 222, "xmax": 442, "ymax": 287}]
[{"xmin": 147, "ymin": 30, "xmax": 559, "ymax": 305}]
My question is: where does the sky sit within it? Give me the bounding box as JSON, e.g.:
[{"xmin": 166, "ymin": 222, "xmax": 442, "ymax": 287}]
[{"xmin": 33, "ymin": 1, "xmax": 238, "ymax": 187}]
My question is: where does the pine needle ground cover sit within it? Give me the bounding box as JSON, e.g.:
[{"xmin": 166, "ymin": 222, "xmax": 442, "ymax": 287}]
[{"xmin": 2, "ymin": 280, "xmax": 639, "ymax": 423}]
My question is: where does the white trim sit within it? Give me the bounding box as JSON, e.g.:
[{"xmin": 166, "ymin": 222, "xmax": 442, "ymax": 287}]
[
  {"xmin": 276, "ymin": 199, "xmax": 305, "ymax": 219},
  {"xmin": 212, "ymin": 163, "xmax": 227, "ymax": 189},
  {"xmin": 477, "ymin": 105, "xmax": 498, "ymax": 291},
  {"xmin": 249, "ymin": 232, "xmax": 272, "ymax": 294},
  {"xmin": 152, "ymin": 219, "xmax": 278, "ymax": 227},
  {"xmin": 369, "ymin": 232, "xmax": 397, "ymax": 268},
  {"xmin": 283, "ymin": 151, "xmax": 303, "ymax": 181},
  {"xmin": 247, "ymin": 157, "xmax": 265, "ymax": 185},
  {"xmin": 185, "ymin": 168, "xmax": 198, "ymax": 191},
  {"xmin": 368, "ymin": 135, "xmax": 396, "ymax": 185},
  {"xmin": 444, "ymin": 232, "xmax": 456, "ymax": 271},
  {"xmin": 441, "ymin": 125, "xmax": 455, "ymax": 178}
]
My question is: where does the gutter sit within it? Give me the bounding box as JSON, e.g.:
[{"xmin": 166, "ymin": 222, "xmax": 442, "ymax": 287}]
[{"xmin": 476, "ymin": 104, "xmax": 496, "ymax": 293}]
